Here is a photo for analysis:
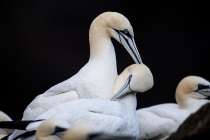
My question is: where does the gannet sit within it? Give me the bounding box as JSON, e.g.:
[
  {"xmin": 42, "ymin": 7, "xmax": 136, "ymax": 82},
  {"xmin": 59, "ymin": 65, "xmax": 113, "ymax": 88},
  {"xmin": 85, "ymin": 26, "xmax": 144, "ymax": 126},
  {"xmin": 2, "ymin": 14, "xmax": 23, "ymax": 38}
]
[
  {"xmin": 22, "ymin": 11, "xmax": 142, "ymax": 121},
  {"xmin": 35, "ymin": 118, "xmax": 136, "ymax": 140},
  {"xmin": 0, "ymin": 111, "xmax": 14, "ymax": 139},
  {"xmin": 136, "ymin": 75, "xmax": 210, "ymax": 140},
  {"xmin": 9, "ymin": 63, "xmax": 153, "ymax": 140}
]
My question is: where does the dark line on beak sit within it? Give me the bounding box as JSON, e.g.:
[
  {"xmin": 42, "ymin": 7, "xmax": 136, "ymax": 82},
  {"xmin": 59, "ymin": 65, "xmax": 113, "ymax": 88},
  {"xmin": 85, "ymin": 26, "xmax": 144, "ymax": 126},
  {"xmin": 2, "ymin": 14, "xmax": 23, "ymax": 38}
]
[
  {"xmin": 131, "ymin": 37, "xmax": 141, "ymax": 62},
  {"xmin": 120, "ymin": 34, "xmax": 141, "ymax": 64}
]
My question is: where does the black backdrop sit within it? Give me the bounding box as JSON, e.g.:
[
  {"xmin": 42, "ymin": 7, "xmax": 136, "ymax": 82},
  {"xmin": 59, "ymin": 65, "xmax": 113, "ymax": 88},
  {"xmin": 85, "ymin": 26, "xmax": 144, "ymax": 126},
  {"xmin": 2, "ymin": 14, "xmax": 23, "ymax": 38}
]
[{"xmin": 2, "ymin": 1, "xmax": 210, "ymax": 120}]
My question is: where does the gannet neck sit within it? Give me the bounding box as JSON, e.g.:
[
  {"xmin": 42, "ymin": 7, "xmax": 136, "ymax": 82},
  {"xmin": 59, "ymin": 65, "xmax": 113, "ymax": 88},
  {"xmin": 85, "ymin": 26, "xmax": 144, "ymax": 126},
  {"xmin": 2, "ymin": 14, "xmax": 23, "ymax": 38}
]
[
  {"xmin": 119, "ymin": 92, "xmax": 139, "ymax": 138},
  {"xmin": 88, "ymin": 12, "xmax": 117, "ymax": 61},
  {"xmin": 89, "ymin": 26, "xmax": 116, "ymax": 62},
  {"xmin": 175, "ymin": 76, "xmax": 210, "ymax": 110},
  {"xmin": 119, "ymin": 92, "xmax": 137, "ymax": 109}
]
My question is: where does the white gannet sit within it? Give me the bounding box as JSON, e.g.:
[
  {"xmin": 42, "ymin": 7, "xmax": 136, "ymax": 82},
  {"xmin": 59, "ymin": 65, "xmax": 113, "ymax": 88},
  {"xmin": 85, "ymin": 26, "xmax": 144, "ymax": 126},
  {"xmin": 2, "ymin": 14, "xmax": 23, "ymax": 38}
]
[
  {"xmin": 21, "ymin": 11, "xmax": 142, "ymax": 122},
  {"xmin": 0, "ymin": 111, "xmax": 14, "ymax": 139},
  {"xmin": 10, "ymin": 63, "xmax": 153, "ymax": 140},
  {"xmin": 136, "ymin": 75, "xmax": 210, "ymax": 140},
  {"xmin": 35, "ymin": 118, "xmax": 136, "ymax": 140}
]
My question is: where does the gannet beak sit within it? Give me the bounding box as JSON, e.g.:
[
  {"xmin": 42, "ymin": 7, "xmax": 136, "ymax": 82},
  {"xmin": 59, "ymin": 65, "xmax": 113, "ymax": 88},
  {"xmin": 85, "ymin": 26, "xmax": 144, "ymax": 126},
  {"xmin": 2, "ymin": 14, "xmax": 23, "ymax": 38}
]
[
  {"xmin": 111, "ymin": 75, "xmax": 133, "ymax": 101},
  {"xmin": 129, "ymin": 37, "xmax": 142, "ymax": 64},
  {"xmin": 114, "ymin": 29, "xmax": 142, "ymax": 64},
  {"xmin": 197, "ymin": 84, "xmax": 210, "ymax": 99}
]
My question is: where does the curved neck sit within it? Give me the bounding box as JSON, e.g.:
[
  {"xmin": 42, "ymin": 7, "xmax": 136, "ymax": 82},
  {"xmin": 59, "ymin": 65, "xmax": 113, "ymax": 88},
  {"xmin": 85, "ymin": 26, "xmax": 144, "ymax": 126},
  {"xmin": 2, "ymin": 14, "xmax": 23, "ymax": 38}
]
[
  {"xmin": 178, "ymin": 97, "xmax": 209, "ymax": 112},
  {"xmin": 89, "ymin": 26, "xmax": 116, "ymax": 62},
  {"xmin": 120, "ymin": 92, "xmax": 139, "ymax": 138},
  {"xmin": 119, "ymin": 92, "xmax": 137, "ymax": 110}
]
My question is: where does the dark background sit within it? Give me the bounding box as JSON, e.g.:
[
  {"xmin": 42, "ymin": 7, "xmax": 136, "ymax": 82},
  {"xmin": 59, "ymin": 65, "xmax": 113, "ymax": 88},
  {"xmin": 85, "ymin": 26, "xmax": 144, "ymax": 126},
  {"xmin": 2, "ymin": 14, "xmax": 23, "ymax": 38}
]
[{"xmin": 2, "ymin": 1, "xmax": 210, "ymax": 120}]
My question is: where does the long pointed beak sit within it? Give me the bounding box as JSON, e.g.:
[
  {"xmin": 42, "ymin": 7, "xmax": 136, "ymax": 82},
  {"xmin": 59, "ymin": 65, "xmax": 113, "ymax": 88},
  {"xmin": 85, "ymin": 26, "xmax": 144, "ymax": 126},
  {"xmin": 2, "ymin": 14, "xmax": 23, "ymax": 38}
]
[
  {"xmin": 122, "ymin": 36, "xmax": 142, "ymax": 64},
  {"xmin": 130, "ymin": 37, "xmax": 142, "ymax": 64},
  {"xmin": 111, "ymin": 75, "xmax": 133, "ymax": 101},
  {"xmin": 0, "ymin": 119, "xmax": 43, "ymax": 130}
]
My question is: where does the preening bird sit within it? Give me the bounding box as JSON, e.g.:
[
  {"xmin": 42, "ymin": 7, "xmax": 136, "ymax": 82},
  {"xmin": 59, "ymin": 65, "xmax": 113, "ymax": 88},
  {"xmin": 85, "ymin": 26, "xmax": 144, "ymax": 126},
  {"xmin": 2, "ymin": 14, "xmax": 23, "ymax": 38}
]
[
  {"xmin": 6, "ymin": 63, "xmax": 153, "ymax": 140},
  {"xmin": 27, "ymin": 63, "xmax": 153, "ymax": 140},
  {"xmin": 136, "ymin": 75, "xmax": 210, "ymax": 140},
  {"xmin": 22, "ymin": 11, "xmax": 142, "ymax": 121},
  {"xmin": 7, "ymin": 11, "xmax": 144, "ymax": 140}
]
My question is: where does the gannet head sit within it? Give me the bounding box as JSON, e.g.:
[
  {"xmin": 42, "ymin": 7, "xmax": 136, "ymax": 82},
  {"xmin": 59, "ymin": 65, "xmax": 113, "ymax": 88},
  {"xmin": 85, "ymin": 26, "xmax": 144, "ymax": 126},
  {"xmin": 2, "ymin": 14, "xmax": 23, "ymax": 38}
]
[
  {"xmin": 89, "ymin": 11, "xmax": 142, "ymax": 64},
  {"xmin": 0, "ymin": 111, "xmax": 13, "ymax": 135},
  {"xmin": 35, "ymin": 118, "xmax": 70, "ymax": 140},
  {"xmin": 111, "ymin": 64, "xmax": 154, "ymax": 100},
  {"xmin": 62, "ymin": 122, "xmax": 100, "ymax": 140},
  {"xmin": 175, "ymin": 76, "xmax": 210, "ymax": 108},
  {"xmin": 63, "ymin": 122, "xmax": 135, "ymax": 140},
  {"xmin": 0, "ymin": 111, "xmax": 12, "ymax": 122}
]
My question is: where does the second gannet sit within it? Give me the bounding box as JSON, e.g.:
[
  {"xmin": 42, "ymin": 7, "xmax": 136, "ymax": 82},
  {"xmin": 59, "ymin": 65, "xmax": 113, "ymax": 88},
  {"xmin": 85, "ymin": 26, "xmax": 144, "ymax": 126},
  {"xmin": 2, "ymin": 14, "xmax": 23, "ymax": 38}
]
[
  {"xmin": 12, "ymin": 63, "xmax": 153, "ymax": 140},
  {"xmin": 136, "ymin": 75, "xmax": 210, "ymax": 140}
]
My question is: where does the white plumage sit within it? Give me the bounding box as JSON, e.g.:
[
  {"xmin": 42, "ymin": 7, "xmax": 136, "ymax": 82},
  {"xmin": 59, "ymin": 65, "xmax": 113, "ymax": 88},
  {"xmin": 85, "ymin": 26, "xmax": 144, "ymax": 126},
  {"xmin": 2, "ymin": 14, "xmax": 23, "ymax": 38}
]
[
  {"xmin": 136, "ymin": 75, "xmax": 210, "ymax": 140},
  {"xmin": 8, "ymin": 11, "xmax": 143, "ymax": 140},
  {"xmin": 9, "ymin": 63, "xmax": 153, "ymax": 140},
  {"xmin": 22, "ymin": 11, "xmax": 142, "ymax": 121}
]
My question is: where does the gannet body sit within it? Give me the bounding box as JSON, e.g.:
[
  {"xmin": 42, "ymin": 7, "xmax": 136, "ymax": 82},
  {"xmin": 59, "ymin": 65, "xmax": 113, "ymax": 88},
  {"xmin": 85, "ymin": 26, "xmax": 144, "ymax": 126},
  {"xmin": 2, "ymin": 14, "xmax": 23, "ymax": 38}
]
[{"xmin": 9, "ymin": 64, "xmax": 153, "ymax": 140}]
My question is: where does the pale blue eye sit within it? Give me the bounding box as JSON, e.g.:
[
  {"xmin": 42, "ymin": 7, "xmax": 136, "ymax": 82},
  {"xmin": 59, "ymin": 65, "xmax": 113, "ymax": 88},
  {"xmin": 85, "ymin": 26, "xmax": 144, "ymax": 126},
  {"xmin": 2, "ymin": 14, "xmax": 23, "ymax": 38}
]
[{"xmin": 123, "ymin": 29, "xmax": 129, "ymax": 34}]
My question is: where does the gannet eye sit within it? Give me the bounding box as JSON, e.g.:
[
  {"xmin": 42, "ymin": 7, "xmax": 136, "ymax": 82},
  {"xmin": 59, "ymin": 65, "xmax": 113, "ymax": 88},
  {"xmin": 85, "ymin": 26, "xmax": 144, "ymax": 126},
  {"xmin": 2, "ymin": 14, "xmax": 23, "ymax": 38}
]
[{"xmin": 123, "ymin": 29, "xmax": 129, "ymax": 35}]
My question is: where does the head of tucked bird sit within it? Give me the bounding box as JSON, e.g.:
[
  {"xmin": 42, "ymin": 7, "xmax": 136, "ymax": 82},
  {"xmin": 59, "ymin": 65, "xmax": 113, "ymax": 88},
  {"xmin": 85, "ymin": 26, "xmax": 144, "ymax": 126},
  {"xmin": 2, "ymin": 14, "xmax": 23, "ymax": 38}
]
[
  {"xmin": 35, "ymin": 118, "xmax": 69, "ymax": 140},
  {"xmin": 62, "ymin": 122, "xmax": 101, "ymax": 140},
  {"xmin": 0, "ymin": 111, "xmax": 12, "ymax": 122},
  {"xmin": 111, "ymin": 64, "xmax": 154, "ymax": 100},
  {"xmin": 62, "ymin": 122, "xmax": 135, "ymax": 140},
  {"xmin": 89, "ymin": 11, "xmax": 142, "ymax": 64},
  {"xmin": 175, "ymin": 75, "xmax": 210, "ymax": 109}
]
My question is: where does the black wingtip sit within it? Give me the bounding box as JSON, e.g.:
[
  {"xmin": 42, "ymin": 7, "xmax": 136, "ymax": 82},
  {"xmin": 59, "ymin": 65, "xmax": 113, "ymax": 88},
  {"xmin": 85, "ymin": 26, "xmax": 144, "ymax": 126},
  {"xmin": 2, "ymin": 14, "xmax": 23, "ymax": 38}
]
[{"xmin": 0, "ymin": 119, "xmax": 44, "ymax": 130}]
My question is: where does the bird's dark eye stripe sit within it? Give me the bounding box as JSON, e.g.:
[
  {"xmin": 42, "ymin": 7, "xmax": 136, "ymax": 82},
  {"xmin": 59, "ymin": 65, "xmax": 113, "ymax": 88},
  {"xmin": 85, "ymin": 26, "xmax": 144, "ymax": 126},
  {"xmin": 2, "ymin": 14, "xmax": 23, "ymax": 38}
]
[
  {"xmin": 113, "ymin": 29, "xmax": 132, "ymax": 38},
  {"xmin": 198, "ymin": 84, "xmax": 210, "ymax": 90}
]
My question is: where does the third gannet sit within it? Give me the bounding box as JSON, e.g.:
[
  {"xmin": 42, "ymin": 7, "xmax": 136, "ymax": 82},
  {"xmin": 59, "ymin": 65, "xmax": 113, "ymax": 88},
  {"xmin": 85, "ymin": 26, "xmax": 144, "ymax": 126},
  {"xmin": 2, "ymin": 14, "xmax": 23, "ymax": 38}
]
[{"xmin": 136, "ymin": 75, "xmax": 210, "ymax": 140}]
